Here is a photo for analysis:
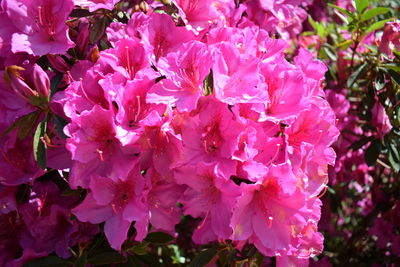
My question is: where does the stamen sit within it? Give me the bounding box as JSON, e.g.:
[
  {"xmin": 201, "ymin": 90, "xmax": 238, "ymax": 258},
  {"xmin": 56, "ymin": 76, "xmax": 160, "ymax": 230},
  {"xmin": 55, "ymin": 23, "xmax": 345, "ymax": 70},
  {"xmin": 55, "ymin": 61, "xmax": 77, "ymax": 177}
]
[
  {"xmin": 125, "ymin": 46, "xmax": 132, "ymax": 78},
  {"xmin": 40, "ymin": 137, "xmax": 59, "ymax": 148},
  {"xmin": 267, "ymin": 143, "xmax": 281, "ymax": 165},
  {"xmin": 38, "ymin": 6, "xmax": 44, "ymax": 26},
  {"xmin": 267, "ymin": 216, "xmax": 273, "ymax": 228},
  {"xmin": 96, "ymin": 149, "xmax": 104, "ymax": 161},
  {"xmin": 197, "ymin": 211, "xmax": 209, "ymax": 230},
  {"xmin": 317, "ymin": 185, "xmax": 328, "ymax": 199},
  {"xmin": 134, "ymin": 95, "xmax": 141, "ymax": 122}
]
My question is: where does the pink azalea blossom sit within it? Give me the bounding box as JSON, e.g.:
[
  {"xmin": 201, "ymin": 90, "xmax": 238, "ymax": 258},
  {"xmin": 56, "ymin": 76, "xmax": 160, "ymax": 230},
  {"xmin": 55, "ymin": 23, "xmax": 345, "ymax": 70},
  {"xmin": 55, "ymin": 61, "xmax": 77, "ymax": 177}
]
[
  {"xmin": 4, "ymin": 0, "xmax": 75, "ymax": 56},
  {"xmin": 73, "ymin": 0, "xmax": 119, "ymax": 12},
  {"xmin": 73, "ymin": 166, "xmax": 149, "ymax": 250},
  {"xmin": 174, "ymin": 161, "xmax": 240, "ymax": 244},
  {"xmin": 147, "ymin": 41, "xmax": 212, "ymax": 112}
]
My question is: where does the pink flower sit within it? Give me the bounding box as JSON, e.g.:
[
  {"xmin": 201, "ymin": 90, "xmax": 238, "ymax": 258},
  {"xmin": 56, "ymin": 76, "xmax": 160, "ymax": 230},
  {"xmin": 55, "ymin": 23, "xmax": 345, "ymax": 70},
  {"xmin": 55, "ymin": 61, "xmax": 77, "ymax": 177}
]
[
  {"xmin": 371, "ymin": 100, "xmax": 392, "ymax": 139},
  {"xmin": 379, "ymin": 21, "xmax": 400, "ymax": 59},
  {"xmin": 5, "ymin": 0, "xmax": 74, "ymax": 55},
  {"xmin": 211, "ymin": 42, "xmax": 268, "ymax": 105},
  {"xmin": 73, "ymin": 0, "xmax": 119, "ymax": 12},
  {"xmin": 175, "ymin": 97, "xmax": 244, "ymax": 176},
  {"xmin": 73, "ymin": 167, "xmax": 149, "ymax": 250},
  {"xmin": 65, "ymin": 105, "xmax": 139, "ymax": 188},
  {"xmin": 260, "ymin": 59, "xmax": 310, "ymax": 122},
  {"xmin": 174, "ymin": 162, "xmax": 240, "ymax": 244},
  {"xmin": 172, "ymin": 0, "xmax": 234, "ymax": 32},
  {"xmin": 146, "ymin": 168, "xmax": 185, "ymax": 233},
  {"xmin": 231, "ymin": 163, "xmax": 309, "ymax": 255},
  {"xmin": 147, "ymin": 41, "xmax": 212, "ymax": 112},
  {"xmin": 140, "ymin": 13, "xmax": 195, "ymax": 62}
]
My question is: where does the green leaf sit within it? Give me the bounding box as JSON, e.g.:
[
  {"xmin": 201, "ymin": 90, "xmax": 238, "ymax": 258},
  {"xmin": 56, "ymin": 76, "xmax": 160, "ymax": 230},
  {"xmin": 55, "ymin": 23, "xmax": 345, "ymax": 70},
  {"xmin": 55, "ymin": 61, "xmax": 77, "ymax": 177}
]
[
  {"xmin": 328, "ymin": 4, "xmax": 356, "ymax": 23},
  {"xmin": 203, "ymin": 69, "xmax": 214, "ymax": 96},
  {"xmin": 189, "ymin": 248, "xmax": 217, "ymax": 267},
  {"xmin": 90, "ymin": 17, "xmax": 107, "ymax": 43},
  {"xmin": 52, "ymin": 114, "xmax": 69, "ymax": 139},
  {"xmin": 375, "ymin": 70, "xmax": 385, "ymax": 91},
  {"xmin": 388, "ymin": 140, "xmax": 400, "ymax": 172},
  {"xmin": 128, "ymin": 243, "xmax": 149, "ymax": 255},
  {"xmin": 355, "ymin": 0, "xmax": 369, "ymax": 14},
  {"xmin": 364, "ymin": 18, "xmax": 393, "ymax": 35},
  {"xmin": 365, "ymin": 139, "xmax": 381, "ymax": 166},
  {"xmin": 50, "ymin": 72, "xmax": 64, "ymax": 96},
  {"xmin": 69, "ymin": 8, "xmax": 92, "ymax": 18},
  {"xmin": 1, "ymin": 111, "xmax": 41, "ymax": 140},
  {"xmin": 349, "ymin": 136, "xmax": 375, "ymax": 150},
  {"xmin": 87, "ymin": 251, "xmax": 125, "ymax": 265},
  {"xmin": 308, "ymin": 16, "xmax": 325, "ymax": 37},
  {"xmin": 322, "ymin": 45, "xmax": 337, "ymax": 61},
  {"xmin": 75, "ymin": 251, "xmax": 88, "ymax": 267},
  {"xmin": 347, "ymin": 62, "xmax": 368, "ymax": 88},
  {"xmin": 61, "ymin": 187, "xmax": 84, "ymax": 196},
  {"xmin": 380, "ymin": 63, "xmax": 400, "ymax": 72},
  {"xmin": 361, "ymin": 7, "xmax": 390, "ymax": 21},
  {"xmin": 23, "ymin": 256, "xmax": 70, "ymax": 267},
  {"xmin": 387, "ymin": 69, "xmax": 400, "ymax": 86},
  {"xmin": 144, "ymin": 232, "xmax": 174, "ymax": 244},
  {"xmin": 33, "ymin": 118, "xmax": 47, "ymax": 170},
  {"xmin": 337, "ymin": 40, "xmax": 354, "ymax": 50}
]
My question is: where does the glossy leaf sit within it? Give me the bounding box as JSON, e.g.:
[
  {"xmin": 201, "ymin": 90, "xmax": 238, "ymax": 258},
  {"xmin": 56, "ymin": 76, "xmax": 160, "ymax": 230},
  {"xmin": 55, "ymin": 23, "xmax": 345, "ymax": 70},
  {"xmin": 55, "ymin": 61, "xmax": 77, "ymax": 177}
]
[
  {"xmin": 189, "ymin": 248, "xmax": 217, "ymax": 267},
  {"xmin": 33, "ymin": 117, "xmax": 47, "ymax": 170},
  {"xmin": 361, "ymin": 7, "xmax": 390, "ymax": 21}
]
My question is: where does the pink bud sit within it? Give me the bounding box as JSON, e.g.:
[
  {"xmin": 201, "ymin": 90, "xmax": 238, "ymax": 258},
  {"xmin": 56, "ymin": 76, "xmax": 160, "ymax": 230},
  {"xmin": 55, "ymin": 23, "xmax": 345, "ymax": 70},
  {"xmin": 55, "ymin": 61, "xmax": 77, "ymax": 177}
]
[
  {"xmin": 47, "ymin": 55, "xmax": 70, "ymax": 73},
  {"xmin": 32, "ymin": 64, "xmax": 50, "ymax": 98}
]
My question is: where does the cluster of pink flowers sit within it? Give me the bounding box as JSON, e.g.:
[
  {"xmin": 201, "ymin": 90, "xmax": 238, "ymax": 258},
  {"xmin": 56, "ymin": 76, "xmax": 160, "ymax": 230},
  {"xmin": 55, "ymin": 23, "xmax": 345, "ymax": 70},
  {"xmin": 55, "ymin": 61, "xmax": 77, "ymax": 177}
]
[{"xmin": 0, "ymin": 0, "xmax": 340, "ymax": 265}]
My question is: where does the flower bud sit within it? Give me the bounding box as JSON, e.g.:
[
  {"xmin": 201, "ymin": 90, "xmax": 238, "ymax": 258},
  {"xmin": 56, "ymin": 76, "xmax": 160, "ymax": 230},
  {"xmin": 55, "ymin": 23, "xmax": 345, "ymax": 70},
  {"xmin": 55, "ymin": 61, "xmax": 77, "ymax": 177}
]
[{"xmin": 47, "ymin": 55, "xmax": 70, "ymax": 73}]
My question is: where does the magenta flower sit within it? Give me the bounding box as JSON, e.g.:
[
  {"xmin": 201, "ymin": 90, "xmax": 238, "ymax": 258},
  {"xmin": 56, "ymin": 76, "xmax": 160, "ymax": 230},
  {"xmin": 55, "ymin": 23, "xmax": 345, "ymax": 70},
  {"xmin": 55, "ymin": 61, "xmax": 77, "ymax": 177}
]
[
  {"xmin": 231, "ymin": 163, "xmax": 312, "ymax": 256},
  {"xmin": 174, "ymin": 162, "xmax": 240, "ymax": 244},
  {"xmin": 147, "ymin": 41, "xmax": 213, "ymax": 112},
  {"xmin": 73, "ymin": 0, "xmax": 119, "ymax": 12},
  {"xmin": 176, "ymin": 97, "xmax": 244, "ymax": 176},
  {"xmin": 5, "ymin": 0, "xmax": 74, "ymax": 55},
  {"xmin": 379, "ymin": 21, "xmax": 400, "ymax": 59},
  {"xmin": 65, "ymin": 105, "xmax": 139, "ymax": 188},
  {"xmin": 73, "ymin": 167, "xmax": 149, "ymax": 250}
]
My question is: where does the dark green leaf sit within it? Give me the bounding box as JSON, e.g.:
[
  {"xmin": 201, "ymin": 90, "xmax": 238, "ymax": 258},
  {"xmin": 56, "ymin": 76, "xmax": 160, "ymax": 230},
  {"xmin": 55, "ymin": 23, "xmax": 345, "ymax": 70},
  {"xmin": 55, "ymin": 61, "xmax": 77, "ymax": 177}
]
[
  {"xmin": 144, "ymin": 232, "xmax": 174, "ymax": 244},
  {"xmin": 87, "ymin": 251, "xmax": 125, "ymax": 265},
  {"xmin": 1, "ymin": 111, "xmax": 41, "ymax": 139},
  {"xmin": 50, "ymin": 72, "xmax": 64, "ymax": 96},
  {"xmin": 347, "ymin": 62, "xmax": 368, "ymax": 88},
  {"xmin": 361, "ymin": 7, "xmax": 390, "ymax": 21},
  {"xmin": 128, "ymin": 243, "xmax": 149, "ymax": 255},
  {"xmin": 364, "ymin": 18, "xmax": 393, "ymax": 35},
  {"xmin": 387, "ymin": 139, "xmax": 400, "ymax": 171},
  {"xmin": 365, "ymin": 139, "xmax": 381, "ymax": 166},
  {"xmin": 328, "ymin": 4, "xmax": 356, "ymax": 23},
  {"xmin": 337, "ymin": 40, "xmax": 354, "ymax": 50},
  {"xmin": 203, "ymin": 69, "xmax": 214, "ymax": 96},
  {"xmin": 388, "ymin": 69, "xmax": 400, "ymax": 86},
  {"xmin": 349, "ymin": 136, "xmax": 375, "ymax": 150},
  {"xmin": 75, "ymin": 251, "xmax": 88, "ymax": 267},
  {"xmin": 355, "ymin": 0, "xmax": 369, "ymax": 14},
  {"xmin": 189, "ymin": 248, "xmax": 217, "ymax": 267},
  {"xmin": 322, "ymin": 45, "xmax": 337, "ymax": 61},
  {"xmin": 33, "ymin": 118, "xmax": 47, "ymax": 170},
  {"xmin": 69, "ymin": 8, "xmax": 92, "ymax": 17},
  {"xmin": 380, "ymin": 63, "xmax": 400, "ymax": 72},
  {"xmin": 375, "ymin": 70, "xmax": 385, "ymax": 91},
  {"xmin": 52, "ymin": 114, "xmax": 69, "ymax": 139},
  {"xmin": 61, "ymin": 187, "xmax": 84, "ymax": 196},
  {"xmin": 23, "ymin": 256, "xmax": 70, "ymax": 267},
  {"xmin": 90, "ymin": 17, "xmax": 107, "ymax": 44}
]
